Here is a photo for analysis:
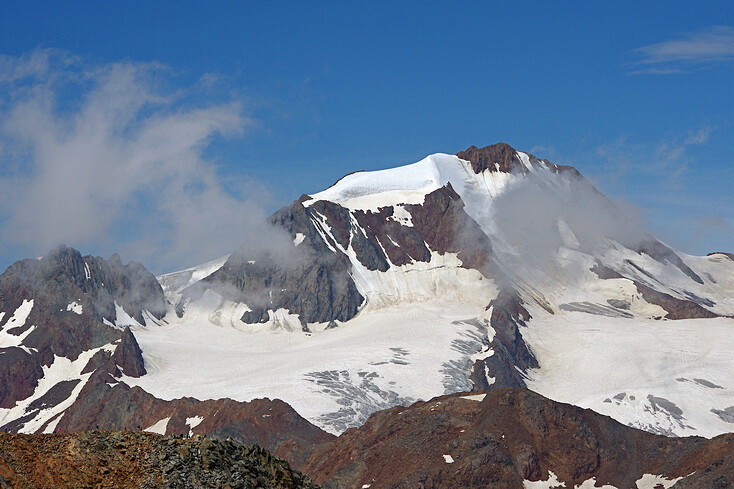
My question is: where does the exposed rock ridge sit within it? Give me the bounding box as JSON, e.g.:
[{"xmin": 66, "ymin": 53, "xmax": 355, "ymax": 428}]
[
  {"xmin": 302, "ymin": 388, "xmax": 734, "ymax": 489},
  {"xmin": 708, "ymin": 251, "xmax": 734, "ymax": 261},
  {"xmin": 471, "ymin": 290, "xmax": 538, "ymax": 391},
  {"xmin": 405, "ymin": 183, "xmax": 498, "ymax": 275},
  {"xmin": 457, "ymin": 142, "xmax": 526, "ymax": 174},
  {"xmin": 635, "ymin": 239, "xmax": 704, "ymax": 284},
  {"xmin": 0, "ymin": 245, "xmax": 166, "ymax": 327},
  {"xmin": 591, "ymin": 262, "xmax": 718, "ymax": 319},
  {"xmin": 180, "ymin": 201, "xmax": 364, "ymax": 327},
  {"xmin": 456, "ymin": 142, "xmax": 581, "ymax": 177}
]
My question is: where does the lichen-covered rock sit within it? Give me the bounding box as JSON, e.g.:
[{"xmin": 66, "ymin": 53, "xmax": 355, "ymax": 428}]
[{"xmin": 0, "ymin": 430, "xmax": 321, "ymax": 489}]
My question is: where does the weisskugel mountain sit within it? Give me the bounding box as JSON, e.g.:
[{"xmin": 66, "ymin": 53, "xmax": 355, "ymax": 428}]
[{"xmin": 1, "ymin": 143, "xmax": 734, "ymax": 488}]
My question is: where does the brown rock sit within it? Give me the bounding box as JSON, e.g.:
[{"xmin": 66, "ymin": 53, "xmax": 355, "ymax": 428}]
[{"xmin": 301, "ymin": 388, "xmax": 734, "ymax": 489}]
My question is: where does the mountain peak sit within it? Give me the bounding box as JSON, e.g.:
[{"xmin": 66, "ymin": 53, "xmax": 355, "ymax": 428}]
[{"xmin": 456, "ymin": 142, "xmax": 523, "ymax": 174}]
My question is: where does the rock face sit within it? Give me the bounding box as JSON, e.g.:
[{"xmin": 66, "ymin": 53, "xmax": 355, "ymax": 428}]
[
  {"xmin": 457, "ymin": 142, "xmax": 580, "ymax": 177},
  {"xmin": 302, "ymin": 388, "xmax": 734, "ymax": 489},
  {"xmin": 0, "ymin": 246, "xmax": 166, "ymax": 413},
  {"xmin": 0, "ymin": 245, "xmax": 167, "ymax": 327},
  {"xmin": 177, "ymin": 182, "xmax": 502, "ymax": 329},
  {"xmin": 0, "ymin": 430, "xmax": 321, "ymax": 489},
  {"xmin": 471, "ymin": 290, "xmax": 539, "ymax": 391},
  {"xmin": 178, "ymin": 200, "xmax": 364, "ymax": 328}
]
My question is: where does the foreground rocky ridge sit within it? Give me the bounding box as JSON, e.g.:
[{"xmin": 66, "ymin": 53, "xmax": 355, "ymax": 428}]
[
  {"xmin": 303, "ymin": 388, "xmax": 734, "ymax": 489},
  {"xmin": 0, "ymin": 430, "xmax": 320, "ymax": 489}
]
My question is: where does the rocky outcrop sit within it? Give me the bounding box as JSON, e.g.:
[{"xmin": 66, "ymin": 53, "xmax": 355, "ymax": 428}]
[
  {"xmin": 351, "ymin": 207, "xmax": 430, "ymax": 269},
  {"xmin": 456, "ymin": 142, "xmax": 581, "ymax": 178},
  {"xmin": 0, "ymin": 430, "xmax": 321, "ymax": 489},
  {"xmin": 0, "ymin": 246, "xmax": 164, "ymax": 411},
  {"xmin": 470, "ymin": 290, "xmax": 538, "ymax": 391},
  {"xmin": 302, "ymin": 388, "xmax": 734, "ymax": 489},
  {"xmin": 0, "ymin": 245, "xmax": 166, "ymax": 327},
  {"xmin": 633, "ymin": 281, "xmax": 718, "ymax": 320},
  {"xmin": 407, "ymin": 184, "xmax": 498, "ymax": 275},
  {"xmin": 111, "ymin": 327, "xmax": 147, "ymax": 377},
  {"xmin": 0, "ymin": 349, "xmax": 43, "ymax": 408},
  {"xmin": 708, "ymin": 252, "xmax": 734, "ymax": 261},
  {"xmin": 179, "ymin": 200, "xmax": 364, "ymax": 328},
  {"xmin": 636, "ymin": 239, "xmax": 704, "ymax": 284}
]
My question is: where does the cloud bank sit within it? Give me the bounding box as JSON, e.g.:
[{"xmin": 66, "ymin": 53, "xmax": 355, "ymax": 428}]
[{"xmin": 0, "ymin": 49, "xmax": 275, "ymax": 273}]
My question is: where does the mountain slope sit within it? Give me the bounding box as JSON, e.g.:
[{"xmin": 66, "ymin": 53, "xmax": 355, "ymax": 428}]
[
  {"xmin": 126, "ymin": 142, "xmax": 734, "ymax": 436},
  {"xmin": 1, "ymin": 142, "xmax": 733, "ymax": 442}
]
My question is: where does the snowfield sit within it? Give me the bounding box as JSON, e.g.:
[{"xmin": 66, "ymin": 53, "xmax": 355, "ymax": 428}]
[
  {"xmin": 133, "ymin": 252, "xmax": 497, "ymax": 434},
  {"xmin": 524, "ymin": 309, "xmax": 734, "ymax": 437}
]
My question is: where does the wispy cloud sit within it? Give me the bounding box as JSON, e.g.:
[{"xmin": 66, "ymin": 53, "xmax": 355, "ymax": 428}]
[
  {"xmin": 0, "ymin": 49, "xmax": 283, "ymax": 273},
  {"xmin": 594, "ymin": 126, "xmax": 713, "ymax": 184},
  {"xmin": 631, "ymin": 25, "xmax": 734, "ymax": 74}
]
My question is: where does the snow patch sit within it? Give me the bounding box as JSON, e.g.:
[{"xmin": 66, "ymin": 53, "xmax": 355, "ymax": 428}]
[
  {"xmin": 442, "ymin": 454, "xmax": 454, "ymax": 464},
  {"xmin": 575, "ymin": 478, "xmax": 617, "ymax": 489},
  {"xmin": 186, "ymin": 415, "xmax": 204, "ymax": 436},
  {"xmin": 156, "ymin": 254, "xmax": 230, "ymax": 299},
  {"xmin": 391, "ymin": 205, "xmax": 413, "ymax": 226},
  {"xmin": 3, "ymin": 299, "xmax": 34, "ymax": 331},
  {"xmin": 66, "ymin": 301, "xmax": 83, "ymax": 315},
  {"xmin": 523, "ymin": 471, "xmax": 565, "ymax": 489},
  {"xmin": 0, "ymin": 343, "xmax": 117, "ymax": 433},
  {"xmin": 114, "ymin": 302, "xmax": 142, "ymax": 328},
  {"xmin": 635, "ymin": 474, "xmax": 684, "ymax": 489},
  {"xmin": 309, "ymin": 211, "xmax": 338, "ymax": 253},
  {"xmin": 459, "ymin": 393, "xmax": 486, "ymax": 402},
  {"xmin": 293, "ymin": 233, "xmax": 306, "ymax": 247},
  {"xmin": 144, "ymin": 417, "xmax": 171, "ymax": 435},
  {"xmin": 0, "ymin": 300, "xmax": 36, "ymax": 353}
]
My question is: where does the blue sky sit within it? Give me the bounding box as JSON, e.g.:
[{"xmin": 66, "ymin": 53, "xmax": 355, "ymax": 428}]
[{"xmin": 0, "ymin": 1, "xmax": 732, "ymax": 273}]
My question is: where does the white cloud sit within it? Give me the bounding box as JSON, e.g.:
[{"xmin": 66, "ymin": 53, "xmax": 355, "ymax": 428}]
[
  {"xmin": 632, "ymin": 26, "xmax": 734, "ymax": 73},
  {"xmin": 0, "ymin": 49, "xmax": 278, "ymax": 273}
]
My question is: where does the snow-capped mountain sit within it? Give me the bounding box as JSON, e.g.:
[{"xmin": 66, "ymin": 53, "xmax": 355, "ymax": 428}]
[
  {"xmin": 135, "ymin": 143, "xmax": 734, "ymax": 436},
  {"xmin": 1, "ymin": 142, "xmax": 733, "ymax": 445}
]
